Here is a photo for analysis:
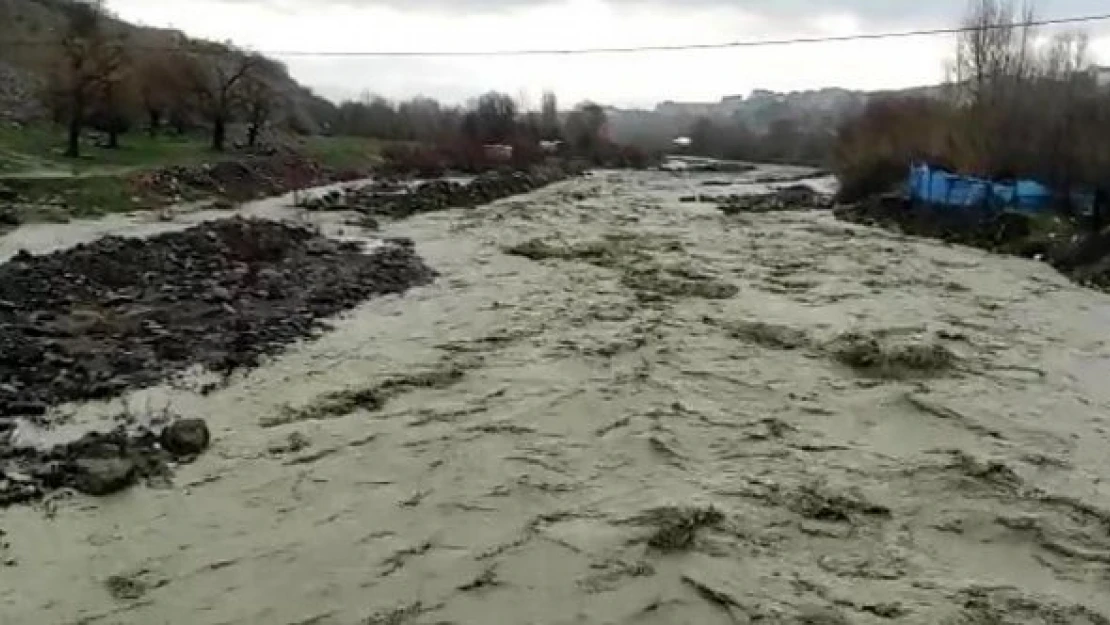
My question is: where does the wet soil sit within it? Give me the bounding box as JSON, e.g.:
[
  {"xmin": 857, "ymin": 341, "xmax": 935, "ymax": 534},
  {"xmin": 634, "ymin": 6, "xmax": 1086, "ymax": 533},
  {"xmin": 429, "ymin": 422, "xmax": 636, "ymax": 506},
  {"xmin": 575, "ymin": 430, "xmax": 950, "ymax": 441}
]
[
  {"xmin": 300, "ymin": 165, "xmax": 580, "ymax": 219},
  {"xmin": 0, "ymin": 217, "xmax": 436, "ymax": 418},
  {"xmin": 2, "ymin": 167, "xmax": 1110, "ymax": 624}
]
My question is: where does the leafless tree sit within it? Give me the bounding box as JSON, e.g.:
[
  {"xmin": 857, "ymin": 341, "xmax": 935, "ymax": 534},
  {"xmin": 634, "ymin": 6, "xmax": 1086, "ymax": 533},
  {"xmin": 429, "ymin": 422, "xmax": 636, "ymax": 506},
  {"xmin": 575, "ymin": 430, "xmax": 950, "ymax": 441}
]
[
  {"xmin": 186, "ymin": 43, "xmax": 260, "ymax": 151},
  {"xmin": 240, "ymin": 74, "xmax": 276, "ymax": 148},
  {"xmin": 136, "ymin": 49, "xmax": 190, "ymax": 137},
  {"xmin": 540, "ymin": 91, "xmax": 561, "ymax": 140},
  {"xmin": 51, "ymin": 0, "xmax": 128, "ymax": 158},
  {"xmin": 952, "ymin": 0, "xmax": 1037, "ymax": 107}
]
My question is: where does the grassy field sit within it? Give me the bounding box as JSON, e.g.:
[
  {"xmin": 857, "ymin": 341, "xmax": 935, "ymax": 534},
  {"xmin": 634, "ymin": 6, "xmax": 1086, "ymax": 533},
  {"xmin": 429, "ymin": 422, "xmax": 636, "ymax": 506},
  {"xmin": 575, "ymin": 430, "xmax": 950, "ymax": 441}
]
[
  {"xmin": 299, "ymin": 135, "xmax": 388, "ymax": 171},
  {"xmin": 0, "ymin": 125, "xmax": 388, "ymax": 219},
  {"xmin": 0, "ymin": 125, "xmax": 217, "ymax": 177},
  {"xmin": 0, "ymin": 125, "xmax": 388, "ymax": 177}
]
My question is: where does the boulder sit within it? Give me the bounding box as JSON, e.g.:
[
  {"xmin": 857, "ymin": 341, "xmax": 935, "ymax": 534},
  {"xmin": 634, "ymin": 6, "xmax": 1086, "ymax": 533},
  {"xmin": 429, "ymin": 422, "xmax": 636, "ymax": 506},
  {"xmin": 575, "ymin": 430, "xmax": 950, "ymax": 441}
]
[
  {"xmin": 71, "ymin": 458, "xmax": 138, "ymax": 496},
  {"xmin": 160, "ymin": 419, "xmax": 211, "ymax": 457}
]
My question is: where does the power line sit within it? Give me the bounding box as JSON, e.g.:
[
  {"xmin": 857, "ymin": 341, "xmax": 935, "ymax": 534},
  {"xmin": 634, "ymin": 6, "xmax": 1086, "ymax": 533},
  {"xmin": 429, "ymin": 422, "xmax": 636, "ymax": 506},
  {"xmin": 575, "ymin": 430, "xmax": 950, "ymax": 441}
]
[{"xmin": 2, "ymin": 12, "xmax": 1109, "ymax": 58}]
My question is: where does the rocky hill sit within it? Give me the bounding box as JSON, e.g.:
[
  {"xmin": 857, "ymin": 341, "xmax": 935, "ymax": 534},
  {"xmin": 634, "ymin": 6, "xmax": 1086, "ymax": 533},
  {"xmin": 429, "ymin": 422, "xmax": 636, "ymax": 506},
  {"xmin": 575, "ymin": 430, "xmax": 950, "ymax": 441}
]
[{"xmin": 0, "ymin": 0, "xmax": 336, "ymax": 130}]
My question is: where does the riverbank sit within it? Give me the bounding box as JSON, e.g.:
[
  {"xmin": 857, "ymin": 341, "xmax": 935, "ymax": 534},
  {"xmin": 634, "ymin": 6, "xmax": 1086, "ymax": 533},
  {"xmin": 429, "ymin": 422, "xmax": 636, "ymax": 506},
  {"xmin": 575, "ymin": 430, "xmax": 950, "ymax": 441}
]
[{"xmin": 833, "ymin": 195, "xmax": 1110, "ymax": 291}]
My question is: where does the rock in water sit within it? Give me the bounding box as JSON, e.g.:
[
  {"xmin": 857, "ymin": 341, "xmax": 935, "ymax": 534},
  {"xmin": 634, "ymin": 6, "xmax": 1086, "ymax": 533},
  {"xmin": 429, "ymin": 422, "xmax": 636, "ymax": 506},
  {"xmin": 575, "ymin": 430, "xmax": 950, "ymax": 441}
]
[
  {"xmin": 161, "ymin": 419, "xmax": 211, "ymax": 457},
  {"xmin": 71, "ymin": 458, "xmax": 138, "ymax": 496}
]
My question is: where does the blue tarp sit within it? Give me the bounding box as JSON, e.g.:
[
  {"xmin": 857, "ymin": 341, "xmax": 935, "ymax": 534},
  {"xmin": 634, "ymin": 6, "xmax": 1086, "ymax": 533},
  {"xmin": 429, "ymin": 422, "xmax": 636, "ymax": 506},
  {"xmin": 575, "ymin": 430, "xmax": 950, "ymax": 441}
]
[{"xmin": 906, "ymin": 163, "xmax": 1061, "ymax": 213}]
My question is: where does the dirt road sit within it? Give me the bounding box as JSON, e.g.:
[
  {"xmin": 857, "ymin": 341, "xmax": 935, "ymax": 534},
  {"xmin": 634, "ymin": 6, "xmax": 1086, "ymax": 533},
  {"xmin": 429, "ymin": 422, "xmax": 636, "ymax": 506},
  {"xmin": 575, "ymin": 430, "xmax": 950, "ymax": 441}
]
[{"xmin": 3, "ymin": 168, "xmax": 1110, "ymax": 624}]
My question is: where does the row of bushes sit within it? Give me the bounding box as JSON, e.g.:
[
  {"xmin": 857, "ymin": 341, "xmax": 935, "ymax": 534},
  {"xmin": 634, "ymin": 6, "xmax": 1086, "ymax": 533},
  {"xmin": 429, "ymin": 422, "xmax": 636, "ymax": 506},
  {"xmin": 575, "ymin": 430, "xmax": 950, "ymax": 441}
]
[{"xmin": 378, "ymin": 140, "xmax": 655, "ymax": 178}]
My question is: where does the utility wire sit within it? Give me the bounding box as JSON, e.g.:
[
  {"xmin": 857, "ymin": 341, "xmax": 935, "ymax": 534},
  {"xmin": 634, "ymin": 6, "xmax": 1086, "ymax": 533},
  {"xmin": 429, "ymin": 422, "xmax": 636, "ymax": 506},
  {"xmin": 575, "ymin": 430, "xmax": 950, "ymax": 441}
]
[{"xmin": 1, "ymin": 12, "xmax": 1109, "ymax": 57}]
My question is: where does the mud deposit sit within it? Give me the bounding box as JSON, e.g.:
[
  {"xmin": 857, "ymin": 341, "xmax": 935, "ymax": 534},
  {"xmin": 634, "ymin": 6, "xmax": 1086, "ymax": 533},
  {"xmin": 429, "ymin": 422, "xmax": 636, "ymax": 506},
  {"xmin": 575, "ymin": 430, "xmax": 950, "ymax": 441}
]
[
  {"xmin": 0, "ymin": 218, "xmax": 435, "ymax": 418},
  {"xmin": 301, "ymin": 165, "xmax": 579, "ymax": 219},
  {"xmin": 3, "ymin": 167, "xmax": 1110, "ymax": 624}
]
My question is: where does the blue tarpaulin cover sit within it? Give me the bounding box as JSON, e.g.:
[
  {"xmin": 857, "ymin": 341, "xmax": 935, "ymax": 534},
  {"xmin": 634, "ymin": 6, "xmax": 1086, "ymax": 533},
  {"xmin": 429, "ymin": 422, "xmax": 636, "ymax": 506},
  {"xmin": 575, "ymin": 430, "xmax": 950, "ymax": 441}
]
[{"xmin": 906, "ymin": 163, "xmax": 1092, "ymax": 214}]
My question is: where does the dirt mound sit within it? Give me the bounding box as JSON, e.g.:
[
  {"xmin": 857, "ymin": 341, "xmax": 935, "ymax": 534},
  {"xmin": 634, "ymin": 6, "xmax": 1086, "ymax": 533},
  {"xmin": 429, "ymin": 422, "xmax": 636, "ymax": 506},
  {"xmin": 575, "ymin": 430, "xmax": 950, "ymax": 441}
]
[
  {"xmin": 132, "ymin": 151, "xmax": 358, "ymax": 203},
  {"xmin": 301, "ymin": 166, "xmax": 580, "ymax": 218},
  {"xmin": 0, "ymin": 218, "xmax": 436, "ymax": 418}
]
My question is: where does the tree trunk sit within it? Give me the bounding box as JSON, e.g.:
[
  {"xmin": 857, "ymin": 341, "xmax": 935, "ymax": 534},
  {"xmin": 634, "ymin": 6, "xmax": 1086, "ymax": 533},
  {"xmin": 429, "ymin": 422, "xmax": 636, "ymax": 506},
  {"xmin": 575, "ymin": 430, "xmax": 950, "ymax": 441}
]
[
  {"xmin": 148, "ymin": 110, "xmax": 161, "ymax": 138},
  {"xmin": 107, "ymin": 128, "xmax": 120, "ymax": 149},
  {"xmin": 247, "ymin": 122, "xmax": 260, "ymax": 148},
  {"xmin": 66, "ymin": 113, "xmax": 82, "ymax": 158},
  {"xmin": 212, "ymin": 116, "xmax": 227, "ymax": 152}
]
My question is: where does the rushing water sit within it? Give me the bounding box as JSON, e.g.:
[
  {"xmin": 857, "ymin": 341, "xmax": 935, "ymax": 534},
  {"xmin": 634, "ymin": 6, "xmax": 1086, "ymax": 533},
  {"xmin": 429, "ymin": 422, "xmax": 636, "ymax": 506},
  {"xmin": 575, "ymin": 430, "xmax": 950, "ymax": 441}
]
[{"xmin": 3, "ymin": 167, "xmax": 1110, "ymax": 624}]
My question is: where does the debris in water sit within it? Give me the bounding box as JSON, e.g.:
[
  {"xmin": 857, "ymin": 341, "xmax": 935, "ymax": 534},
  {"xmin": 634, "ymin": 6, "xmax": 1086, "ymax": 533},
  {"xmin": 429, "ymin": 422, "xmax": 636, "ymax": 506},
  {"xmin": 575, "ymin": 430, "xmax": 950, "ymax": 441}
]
[
  {"xmin": 827, "ymin": 331, "xmax": 956, "ymax": 378},
  {"xmin": 0, "ymin": 416, "xmax": 212, "ymax": 506},
  {"xmin": 628, "ymin": 504, "xmax": 726, "ymax": 552}
]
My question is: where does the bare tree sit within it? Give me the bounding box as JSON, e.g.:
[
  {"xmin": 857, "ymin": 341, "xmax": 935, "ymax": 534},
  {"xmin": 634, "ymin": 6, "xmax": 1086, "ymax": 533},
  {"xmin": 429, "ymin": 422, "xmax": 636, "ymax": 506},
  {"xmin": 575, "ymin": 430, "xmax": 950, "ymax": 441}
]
[
  {"xmin": 540, "ymin": 91, "xmax": 561, "ymax": 140},
  {"xmin": 136, "ymin": 50, "xmax": 189, "ymax": 137},
  {"xmin": 953, "ymin": 0, "xmax": 1036, "ymax": 106},
  {"xmin": 186, "ymin": 43, "xmax": 260, "ymax": 151},
  {"xmin": 565, "ymin": 102, "xmax": 609, "ymax": 161},
  {"xmin": 89, "ymin": 70, "xmax": 140, "ymax": 149},
  {"xmin": 461, "ymin": 92, "xmax": 517, "ymax": 144},
  {"xmin": 51, "ymin": 0, "xmax": 128, "ymax": 158},
  {"xmin": 240, "ymin": 73, "xmax": 276, "ymax": 148}
]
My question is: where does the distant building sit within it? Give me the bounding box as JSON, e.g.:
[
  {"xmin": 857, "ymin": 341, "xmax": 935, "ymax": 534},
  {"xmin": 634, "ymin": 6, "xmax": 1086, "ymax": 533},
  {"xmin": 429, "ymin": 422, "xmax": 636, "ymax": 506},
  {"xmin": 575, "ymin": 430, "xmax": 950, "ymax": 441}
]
[{"xmin": 1097, "ymin": 66, "xmax": 1110, "ymax": 87}]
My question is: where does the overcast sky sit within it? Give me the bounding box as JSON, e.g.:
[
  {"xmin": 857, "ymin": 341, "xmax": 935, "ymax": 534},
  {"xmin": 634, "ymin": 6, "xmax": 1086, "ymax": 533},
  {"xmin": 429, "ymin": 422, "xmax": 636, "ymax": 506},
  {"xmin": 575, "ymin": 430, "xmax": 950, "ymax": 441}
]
[{"xmin": 107, "ymin": 0, "xmax": 1110, "ymax": 108}]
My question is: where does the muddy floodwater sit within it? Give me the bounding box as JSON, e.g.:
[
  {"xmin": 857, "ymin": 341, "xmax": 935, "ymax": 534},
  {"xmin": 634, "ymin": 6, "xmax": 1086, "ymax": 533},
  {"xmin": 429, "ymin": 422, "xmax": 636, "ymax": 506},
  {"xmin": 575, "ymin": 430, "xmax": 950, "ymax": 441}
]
[{"xmin": 4, "ymin": 168, "xmax": 1110, "ymax": 624}]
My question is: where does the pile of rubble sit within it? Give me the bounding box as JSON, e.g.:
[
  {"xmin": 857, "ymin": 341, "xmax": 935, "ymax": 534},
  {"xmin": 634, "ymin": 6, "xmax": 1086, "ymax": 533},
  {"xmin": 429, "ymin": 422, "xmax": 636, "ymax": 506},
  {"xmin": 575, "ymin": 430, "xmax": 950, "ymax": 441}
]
[
  {"xmin": 0, "ymin": 217, "xmax": 436, "ymax": 419},
  {"xmin": 300, "ymin": 166, "xmax": 580, "ymax": 219},
  {"xmin": 131, "ymin": 151, "xmax": 360, "ymax": 203},
  {"xmin": 0, "ymin": 417, "xmax": 211, "ymax": 506}
]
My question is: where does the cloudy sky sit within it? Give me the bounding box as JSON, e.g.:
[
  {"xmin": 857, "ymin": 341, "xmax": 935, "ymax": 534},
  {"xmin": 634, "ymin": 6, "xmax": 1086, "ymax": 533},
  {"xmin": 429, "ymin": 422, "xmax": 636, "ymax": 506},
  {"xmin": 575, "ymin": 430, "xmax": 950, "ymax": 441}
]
[{"xmin": 106, "ymin": 0, "xmax": 1110, "ymax": 108}]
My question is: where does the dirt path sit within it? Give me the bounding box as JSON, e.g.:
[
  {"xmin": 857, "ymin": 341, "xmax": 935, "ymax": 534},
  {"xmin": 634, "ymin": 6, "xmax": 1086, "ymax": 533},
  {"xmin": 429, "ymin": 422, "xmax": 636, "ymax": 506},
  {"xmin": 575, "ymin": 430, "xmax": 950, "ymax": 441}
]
[{"xmin": 3, "ymin": 169, "xmax": 1110, "ymax": 624}]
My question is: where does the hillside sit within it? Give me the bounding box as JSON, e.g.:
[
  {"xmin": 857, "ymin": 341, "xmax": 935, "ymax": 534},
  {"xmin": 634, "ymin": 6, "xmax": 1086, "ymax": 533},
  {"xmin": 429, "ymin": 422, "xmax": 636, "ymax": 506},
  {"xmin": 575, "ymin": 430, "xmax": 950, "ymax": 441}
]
[
  {"xmin": 0, "ymin": 0, "xmax": 336, "ymax": 131},
  {"xmin": 606, "ymin": 84, "xmax": 946, "ymax": 153}
]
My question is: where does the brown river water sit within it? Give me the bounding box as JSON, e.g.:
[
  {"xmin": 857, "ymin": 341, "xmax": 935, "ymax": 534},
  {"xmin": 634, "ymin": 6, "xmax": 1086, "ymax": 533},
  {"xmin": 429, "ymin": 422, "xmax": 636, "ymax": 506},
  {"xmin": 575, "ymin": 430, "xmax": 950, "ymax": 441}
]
[{"xmin": 2, "ymin": 167, "xmax": 1110, "ymax": 624}]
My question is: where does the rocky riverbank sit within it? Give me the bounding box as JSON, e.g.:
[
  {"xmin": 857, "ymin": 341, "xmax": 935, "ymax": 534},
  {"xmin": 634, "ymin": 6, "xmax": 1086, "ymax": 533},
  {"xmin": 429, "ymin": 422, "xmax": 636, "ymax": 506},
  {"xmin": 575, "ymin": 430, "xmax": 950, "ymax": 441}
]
[
  {"xmin": 0, "ymin": 217, "xmax": 436, "ymax": 419},
  {"xmin": 299, "ymin": 165, "xmax": 582, "ymax": 219},
  {"xmin": 833, "ymin": 195, "xmax": 1110, "ymax": 290}
]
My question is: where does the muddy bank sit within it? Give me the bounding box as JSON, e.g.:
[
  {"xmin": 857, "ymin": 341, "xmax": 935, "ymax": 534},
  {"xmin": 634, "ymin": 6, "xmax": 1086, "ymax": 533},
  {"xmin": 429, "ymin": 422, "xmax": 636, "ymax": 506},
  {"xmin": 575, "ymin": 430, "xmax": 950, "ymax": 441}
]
[
  {"xmin": 133, "ymin": 151, "xmax": 361, "ymax": 204},
  {"xmin": 300, "ymin": 165, "xmax": 581, "ymax": 219},
  {"xmin": 833, "ymin": 196, "xmax": 1110, "ymax": 289},
  {"xmin": 682, "ymin": 184, "xmax": 832, "ymax": 214},
  {"xmin": 0, "ymin": 217, "xmax": 435, "ymax": 418}
]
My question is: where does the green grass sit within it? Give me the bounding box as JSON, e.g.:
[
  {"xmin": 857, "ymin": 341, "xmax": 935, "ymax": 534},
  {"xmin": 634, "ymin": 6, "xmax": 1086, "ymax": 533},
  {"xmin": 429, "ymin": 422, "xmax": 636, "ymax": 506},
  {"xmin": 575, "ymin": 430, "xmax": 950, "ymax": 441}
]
[
  {"xmin": 299, "ymin": 135, "xmax": 388, "ymax": 171},
  {"xmin": 0, "ymin": 126, "xmax": 395, "ymax": 221},
  {"xmin": 4, "ymin": 175, "xmax": 143, "ymax": 217},
  {"xmin": 0, "ymin": 124, "xmax": 213, "ymax": 176}
]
